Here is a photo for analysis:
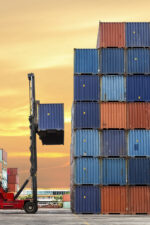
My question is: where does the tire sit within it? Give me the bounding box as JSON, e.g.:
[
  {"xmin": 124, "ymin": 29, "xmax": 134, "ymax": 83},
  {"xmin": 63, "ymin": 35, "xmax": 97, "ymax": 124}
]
[{"xmin": 24, "ymin": 202, "xmax": 38, "ymax": 214}]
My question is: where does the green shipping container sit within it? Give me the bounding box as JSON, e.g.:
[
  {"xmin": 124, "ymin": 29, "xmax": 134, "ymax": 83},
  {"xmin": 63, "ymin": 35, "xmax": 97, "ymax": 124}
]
[{"xmin": 63, "ymin": 202, "xmax": 70, "ymax": 209}]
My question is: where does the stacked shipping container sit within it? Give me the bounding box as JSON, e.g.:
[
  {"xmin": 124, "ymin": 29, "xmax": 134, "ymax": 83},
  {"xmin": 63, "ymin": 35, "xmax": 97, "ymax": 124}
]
[
  {"xmin": 71, "ymin": 22, "xmax": 150, "ymax": 214},
  {"xmin": 7, "ymin": 168, "xmax": 19, "ymax": 192},
  {"xmin": 0, "ymin": 149, "xmax": 7, "ymax": 190}
]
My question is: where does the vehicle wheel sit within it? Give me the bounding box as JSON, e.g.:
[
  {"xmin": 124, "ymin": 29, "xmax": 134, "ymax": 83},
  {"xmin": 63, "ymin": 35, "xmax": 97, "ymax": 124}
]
[{"xmin": 24, "ymin": 202, "xmax": 38, "ymax": 214}]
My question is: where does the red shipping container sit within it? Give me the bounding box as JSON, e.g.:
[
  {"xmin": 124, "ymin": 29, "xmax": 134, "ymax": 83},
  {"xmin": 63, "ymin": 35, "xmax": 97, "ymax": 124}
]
[
  {"xmin": 63, "ymin": 194, "xmax": 70, "ymax": 202},
  {"xmin": 100, "ymin": 103, "xmax": 127, "ymax": 129},
  {"xmin": 2, "ymin": 150, "xmax": 7, "ymax": 163},
  {"xmin": 7, "ymin": 168, "xmax": 18, "ymax": 176},
  {"xmin": 97, "ymin": 22, "xmax": 125, "ymax": 48},
  {"xmin": 101, "ymin": 186, "xmax": 128, "ymax": 214},
  {"xmin": 127, "ymin": 103, "xmax": 150, "ymax": 129},
  {"xmin": 8, "ymin": 175, "xmax": 19, "ymax": 184},
  {"xmin": 128, "ymin": 186, "xmax": 150, "ymax": 214},
  {"xmin": 8, "ymin": 184, "xmax": 19, "ymax": 193}
]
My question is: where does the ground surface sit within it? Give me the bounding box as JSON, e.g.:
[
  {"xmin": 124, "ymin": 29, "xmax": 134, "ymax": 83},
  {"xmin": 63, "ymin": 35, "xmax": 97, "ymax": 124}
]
[{"xmin": 0, "ymin": 209, "xmax": 150, "ymax": 225}]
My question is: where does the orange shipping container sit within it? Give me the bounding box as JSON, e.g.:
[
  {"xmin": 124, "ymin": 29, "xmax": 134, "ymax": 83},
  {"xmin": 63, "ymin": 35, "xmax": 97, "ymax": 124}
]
[
  {"xmin": 100, "ymin": 103, "xmax": 127, "ymax": 129},
  {"xmin": 128, "ymin": 186, "xmax": 150, "ymax": 214},
  {"xmin": 8, "ymin": 184, "xmax": 19, "ymax": 193},
  {"xmin": 97, "ymin": 22, "xmax": 125, "ymax": 48},
  {"xmin": 127, "ymin": 103, "xmax": 150, "ymax": 129},
  {"xmin": 8, "ymin": 175, "xmax": 19, "ymax": 184},
  {"xmin": 63, "ymin": 194, "xmax": 70, "ymax": 202}
]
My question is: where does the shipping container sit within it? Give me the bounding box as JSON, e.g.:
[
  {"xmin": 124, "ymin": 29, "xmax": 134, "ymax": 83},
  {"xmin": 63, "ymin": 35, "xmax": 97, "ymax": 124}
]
[
  {"xmin": 63, "ymin": 202, "xmax": 70, "ymax": 209},
  {"xmin": 73, "ymin": 102, "xmax": 100, "ymax": 129},
  {"xmin": 8, "ymin": 184, "xmax": 19, "ymax": 193},
  {"xmin": 63, "ymin": 194, "xmax": 70, "ymax": 202},
  {"xmin": 74, "ymin": 158, "xmax": 100, "ymax": 185},
  {"xmin": 97, "ymin": 22, "xmax": 125, "ymax": 48},
  {"xmin": 126, "ymin": 75, "xmax": 150, "ymax": 102},
  {"xmin": 38, "ymin": 104, "xmax": 64, "ymax": 145},
  {"xmin": 100, "ymin": 102, "xmax": 127, "ymax": 129},
  {"xmin": 126, "ymin": 22, "xmax": 150, "ymax": 47},
  {"xmin": 101, "ymin": 186, "xmax": 127, "ymax": 214},
  {"xmin": 74, "ymin": 75, "xmax": 100, "ymax": 101},
  {"xmin": 127, "ymin": 103, "xmax": 150, "ymax": 129},
  {"xmin": 100, "ymin": 48, "xmax": 124, "ymax": 74},
  {"xmin": 128, "ymin": 158, "xmax": 150, "ymax": 185},
  {"xmin": 74, "ymin": 49, "xmax": 98, "ymax": 74},
  {"xmin": 102, "ymin": 130, "xmax": 127, "ymax": 156},
  {"xmin": 73, "ymin": 130, "xmax": 100, "ymax": 157},
  {"xmin": 8, "ymin": 175, "xmax": 19, "ymax": 184},
  {"xmin": 128, "ymin": 186, "xmax": 150, "ymax": 214},
  {"xmin": 102, "ymin": 158, "xmax": 126, "ymax": 185},
  {"xmin": 127, "ymin": 48, "xmax": 150, "ymax": 74},
  {"xmin": 128, "ymin": 130, "xmax": 150, "ymax": 157},
  {"xmin": 7, "ymin": 168, "xmax": 18, "ymax": 176},
  {"xmin": 101, "ymin": 75, "xmax": 126, "ymax": 101},
  {"xmin": 73, "ymin": 186, "xmax": 101, "ymax": 214}
]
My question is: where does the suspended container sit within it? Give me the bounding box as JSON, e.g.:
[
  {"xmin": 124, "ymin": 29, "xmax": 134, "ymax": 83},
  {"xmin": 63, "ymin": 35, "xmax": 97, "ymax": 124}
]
[
  {"xmin": 73, "ymin": 157, "xmax": 100, "ymax": 185},
  {"xmin": 102, "ymin": 130, "xmax": 127, "ymax": 157},
  {"xmin": 128, "ymin": 186, "xmax": 150, "ymax": 214},
  {"xmin": 72, "ymin": 185, "xmax": 101, "ymax": 214},
  {"xmin": 73, "ymin": 102, "xmax": 100, "ymax": 129},
  {"xmin": 97, "ymin": 22, "xmax": 125, "ymax": 48},
  {"xmin": 74, "ymin": 75, "xmax": 100, "ymax": 101},
  {"xmin": 100, "ymin": 102, "xmax": 127, "ymax": 129},
  {"xmin": 8, "ymin": 184, "xmax": 19, "ymax": 193},
  {"xmin": 101, "ymin": 75, "xmax": 126, "ymax": 101},
  {"xmin": 7, "ymin": 168, "xmax": 18, "ymax": 176},
  {"xmin": 38, "ymin": 104, "xmax": 64, "ymax": 145},
  {"xmin": 127, "ymin": 103, "xmax": 150, "ymax": 129},
  {"xmin": 126, "ymin": 48, "xmax": 150, "ymax": 74},
  {"xmin": 128, "ymin": 130, "xmax": 150, "ymax": 157},
  {"xmin": 126, "ymin": 75, "xmax": 150, "ymax": 102},
  {"xmin": 126, "ymin": 22, "xmax": 150, "ymax": 47},
  {"xmin": 128, "ymin": 158, "xmax": 150, "ymax": 185},
  {"xmin": 99, "ymin": 48, "xmax": 124, "ymax": 74},
  {"xmin": 102, "ymin": 158, "xmax": 126, "ymax": 185},
  {"xmin": 101, "ymin": 186, "xmax": 127, "ymax": 214},
  {"xmin": 74, "ymin": 49, "xmax": 98, "ymax": 74},
  {"xmin": 8, "ymin": 175, "xmax": 19, "ymax": 184},
  {"xmin": 73, "ymin": 130, "xmax": 100, "ymax": 157}
]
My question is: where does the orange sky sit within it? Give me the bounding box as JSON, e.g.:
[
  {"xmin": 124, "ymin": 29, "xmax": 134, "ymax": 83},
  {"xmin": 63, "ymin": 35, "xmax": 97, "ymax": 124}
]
[{"xmin": 0, "ymin": 0, "xmax": 150, "ymax": 188}]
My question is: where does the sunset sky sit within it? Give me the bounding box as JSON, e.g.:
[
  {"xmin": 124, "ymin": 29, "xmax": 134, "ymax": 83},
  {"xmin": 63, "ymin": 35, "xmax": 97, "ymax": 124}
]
[{"xmin": 0, "ymin": 0, "xmax": 150, "ymax": 188}]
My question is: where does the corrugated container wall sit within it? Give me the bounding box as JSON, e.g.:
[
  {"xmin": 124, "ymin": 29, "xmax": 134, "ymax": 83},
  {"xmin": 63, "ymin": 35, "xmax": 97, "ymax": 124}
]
[
  {"xmin": 127, "ymin": 103, "xmax": 150, "ymax": 129},
  {"xmin": 7, "ymin": 168, "xmax": 18, "ymax": 176},
  {"xmin": 74, "ymin": 75, "xmax": 100, "ymax": 101},
  {"xmin": 128, "ymin": 186, "xmax": 150, "ymax": 214},
  {"xmin": 73, "ymin": 186, "xmax": 101, "ymax": 214},
  {"xmin": 101, "ymin": 75, "xmax": 126, "ymax": 101},
  {"xmin": 126, "ymin": 22, "xmax": 150, "ymax": 47},
  {"xmin": 128, "ymin": 158, "xmax": 150, "ymax": 185},
  {"xmin": 100, "ymin": 48, "xmax": 124, "ymax": 74},
  {"xmin": 127, "ymin": 75, "xmax": 150, "ymax": 102},
  {"xmin": 128, "ymin": 130, "xmax": 150, "ymax": 157},
  {"xmin": 74, "ymin": 49, "xmax": 98, "ymax": 74},
  {"xmin": 127, "ymin": 48, "xmax": 150, "ymax": 74},
  {"xmin": 100, "ymin": 102, "xmax": 127, "ymax": 129},
  {"xmin": 73, "ymin": 130, "xmax": 100, "ymax": 157},
  {"xmin": 8, "ymin": 175, "xmax": 19, "ymax": 184},
  {"xmin": 102, "ymin": 158, "xmax": 126, "ymax": 185},
  {"xmin": 97, "ymin": 22, "xmax": 125, "ymax": 48},
  {"xmin": 73, "ymin": 102, "xmax": 100, "ymax": 129},
  {"xmin": 102, "ymin": 130, "xmax": 127, "ymax": 156},
  {"xmin": 74, "ymin": 158, "xmax": 100, "ymax": 185},
  {"xmin": 101, "ymin": 186, "xmax": 127, "ymax": 214}
]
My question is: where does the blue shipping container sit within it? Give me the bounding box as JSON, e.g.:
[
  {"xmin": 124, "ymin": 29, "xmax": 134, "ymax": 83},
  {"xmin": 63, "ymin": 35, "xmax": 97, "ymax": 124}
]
[
  {"xmin": 126, "ymin": 75, "xmax": 150, "ymax": 102},
  {"xmin": 73, "ymin": 102, "xmax": 100, "ymax": 129},
  {"xmin": 128, "ymin": 158, "xmax": 150, "ymax": 185},
  {"xmin": 74, "ymin": 49, "xmax": 98, "ymax": 74},
  {"xmin": 102, "ymin": 130, "xmax": 127, "ymax": 156},
  {"xmin": 100, "ymin": 48, "xmax": 124, "ymax": 74},
  {"xmin": 74, "ymin": 130, "xmax": 100, "ymax": 157},
  {"xmin": 75, "ymin": 186, "xmax": 101, "ymax": 214},
  {"xmin": 102, "ymin": 158, "xmax": 126, "ymax": 185},
  {"xmin": 128, "ymin": 130, "xmax": 150, "ymax": 157},
  {"xmin": 101, "ymin": 75, "xmax": 126, "ymax": 101},
  {"xmin": 126, "ymin": 22, "xmax": 150, "ymax": 47},
  {"xmin": 74, "ymin": 75, "xmax": 100, "ymax": 101},
  {"xmin": 75, "ymin": 158, "xmax": 100, "ymax": 185},
  {"xmin": 127, "ymin": 48, "xmax": 150, "ymax": 74}
]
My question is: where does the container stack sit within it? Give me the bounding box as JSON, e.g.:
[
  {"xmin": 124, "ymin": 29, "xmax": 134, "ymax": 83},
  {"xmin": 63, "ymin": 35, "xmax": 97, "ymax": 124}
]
[
  {"xmin": 7, "ymin": 168, "xmax": 19, "ymax": 193},
  {"xmin": 0, "ymin": 149, "xmax": 7, "ymax": 190},
  {"xmin": 71, "ymin": 22, "xmax": 150, "ymax": 214}
]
